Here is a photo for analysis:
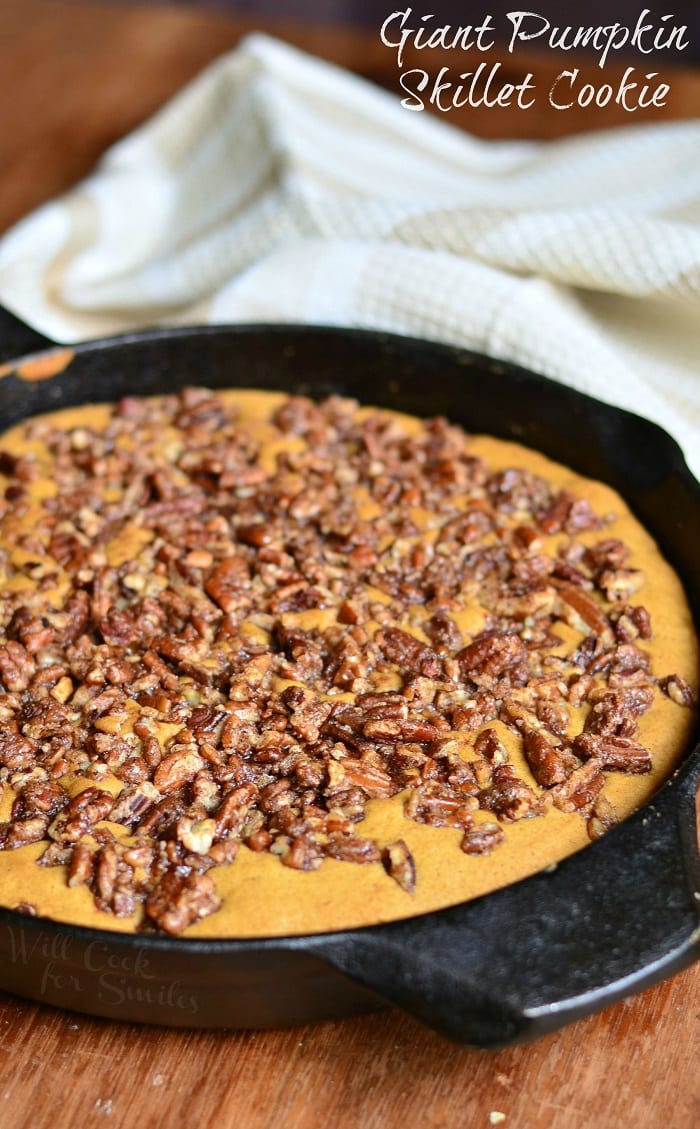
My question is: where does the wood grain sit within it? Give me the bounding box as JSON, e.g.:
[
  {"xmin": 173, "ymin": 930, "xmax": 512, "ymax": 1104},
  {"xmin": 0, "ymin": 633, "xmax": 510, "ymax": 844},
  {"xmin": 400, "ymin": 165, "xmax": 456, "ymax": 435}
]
[
  {"xmin": 1, "ymin": 968, "xmax": 699, "ymax": 1129},
  {"xmin": 1, "ymin": 3, "xmax": 699, "ymax": 1126}
]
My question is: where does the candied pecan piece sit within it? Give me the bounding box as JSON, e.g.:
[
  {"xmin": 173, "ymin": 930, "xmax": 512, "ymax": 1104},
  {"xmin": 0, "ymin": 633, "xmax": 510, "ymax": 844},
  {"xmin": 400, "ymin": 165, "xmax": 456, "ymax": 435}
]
[
  {"xmin": 205, "ymin": 557, "xmax": 250, "ymax": 613},
  {"xmin": 109, "ymin": 784, "xmax": 159, "ymax": 828},
  {"xmin": 488, "ymin": 468, "xmax": 551, "ymax": 515},
  {"xmin": 552, "ymin": 581, "xmax": 612, "ymax": 638},
  {"xmin": 550, "ymin": 759, "xmax": 608, "ymax": 813},
  {"xmin": 144, "ymin": 868, "xmax": 222, "ymax": 935},
  {"xmin": 281, "ymin": 685, "xmax": 332, "ymax": 743},
  {"xmin": 153, "ymin": 748, "xmax": 204, "ymax": 794},
  {"xmin": 177, "ymin": 816, "xmax": 217, "ymax": 856},
  {"xmin": 574, "ymin": 733, "xmax": 652, "ymax": 774},
  {"xmin": 585, "ymin": 686, "xmax": 654, "ymax": 736},
  {"xmin": 451, "ymin": 690, "xmax": 498, "ymax": 731},
  {"xmin": 12, "ymin": 780, "xmax": 67, "ymax": 820},
  {"xmin": 6, "ymin": 608, "xmax": 55, "ymax": 654},
  {"xmin": 378, "ymin": 627, "xmax": 442, "ymax": 678},
  {"xmin": 587, "ymin": 793, "xmax": 619, "ymax": 841},
  {"xmin": 324, "ymin": 836, "xmax": 382, "ymax": 864},
  {"xmin": 456, "ymin": 631, "xmax": 526, "ymax": 680},
  {"xmin": 424, "ymin": 611, "xmax": 464, "ymax": 653},
  {"xmin": 51, "ymin": 787, "xmax": 115, "ymax": 843},
  {"xmin": 278, "ymin": 834, "xmax": 323, "ymax": 871},
  {"xmin": 326, "ymin": 757, "xmax": 394, "ymax": 800},
  {"xmin": 522, "ymin": 730, "xmax": 569, "ymax": 787},
  {"xmin": 362, "ymin": 717, "xmax": 441, "ymax": 744},
  {"xmin": 327, "ymin": 787, "xmax": 366, "ymax": 822},
  {"xmin": 535, "ymin": 698, "xmax": 570, "ymax": 738},
  {"xmin": 275, "ymin": 625, "xmax": 324, "ymax": 680},
  {"xmin": 598, "ymin": 568, "xmax": 644, "ymax": 603},
  {"xmin": 136, "ymin": 793, "xmax": 186, "ymax": 837},
  {"xmin": 381, "ymin": 839, "xmax": 416, "ymax": 893},
  {"xmin": 473, "ymin": 727, "xmax": 508, "ymax": 765},
  {"xmin": 0, "ymin": 641, "xmax": 35, "ymax": 692},
  {"xmin": 59, "ymin": 590, "xmax": 91, "ymax": 645},
  {"xmin": 584, "ymin": 538, "xmax": 629, "ymax": 572},
  {"xmin": 660, "ymin": 674, "xmax": 697, "ymax": 708},
  {"xmin": 537, "ymin": 490, "xmax": 600, "ymax": 535},
  {"xmin": 404, "ymin": 787, "xmax": 476, "ymax": 828},
  {"xmin": 608, "ymin": 643, "xmax": 651, "ymax": 675},
  {"xmin": 0, "ymin": 729, "xmax": 39, "ymax": 770},
  {"xmin": 94, "ymin": 843, "xmax": 122, "ymax": 907},
  {"xmin": 479, "ymin": 764, "xmax": 539, "ymax": 822},
  {"xmin": 460, "ymin": 820, "xmax": 505, "ymax": 856},
  {"xmin": 215, "ymin": 784, "xmax": 258, "ymax": 837},
  {"xmin": 355, "ymin": 691, "xmax": 409, "ymax": 718},
  {"xmin": 188, "ymin": 705, "xmax": 226, "ymax": 737},
  {"xmin": 628, "ymin": 605, "xmax": 652, "ymax": 640},
  {"xmin": 337, "ymin": 600, "xmax": 359, "ymax": 625},
  {"xmin": 67, "ymin": 841, "xmax": 97, "ymax": 887},
  {"xmin": 437, "ymin": 510, "xmax": 492, "ymax": 546},
  {"xmin": 3, "ymin": 816, "xmax": 49, "ymax": 849},
  {"xmin": 13, "ymin": 902, "xmax": 38, "ymax": 916}
]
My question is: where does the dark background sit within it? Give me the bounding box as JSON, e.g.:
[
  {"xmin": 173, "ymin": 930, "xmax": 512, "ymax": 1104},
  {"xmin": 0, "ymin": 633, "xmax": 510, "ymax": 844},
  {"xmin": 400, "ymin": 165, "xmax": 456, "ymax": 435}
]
[{"xmin": 147, "ymin": 0, "xmax": 700, "ymax": 62}]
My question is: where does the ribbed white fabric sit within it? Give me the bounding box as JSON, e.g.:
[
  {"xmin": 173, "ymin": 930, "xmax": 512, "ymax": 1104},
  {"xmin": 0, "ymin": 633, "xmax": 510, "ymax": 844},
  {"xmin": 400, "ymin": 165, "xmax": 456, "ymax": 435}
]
[{"xmin": 0, "ymin": 34, "xmax": 698, "ymax": 474}]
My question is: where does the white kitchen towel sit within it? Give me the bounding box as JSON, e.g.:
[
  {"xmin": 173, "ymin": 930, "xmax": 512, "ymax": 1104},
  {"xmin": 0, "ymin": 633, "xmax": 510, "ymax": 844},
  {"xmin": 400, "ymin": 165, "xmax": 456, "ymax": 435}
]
[{"xmin": 0, "ymin": 34, "xmax": 698, "ymax": 474}]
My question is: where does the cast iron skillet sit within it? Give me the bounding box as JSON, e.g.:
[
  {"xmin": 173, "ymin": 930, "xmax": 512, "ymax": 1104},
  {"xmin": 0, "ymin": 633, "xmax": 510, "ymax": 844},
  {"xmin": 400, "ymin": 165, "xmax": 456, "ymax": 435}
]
[{"xmin": 0, "ymin": 307, "xmax": 698, "ymax": 1048}]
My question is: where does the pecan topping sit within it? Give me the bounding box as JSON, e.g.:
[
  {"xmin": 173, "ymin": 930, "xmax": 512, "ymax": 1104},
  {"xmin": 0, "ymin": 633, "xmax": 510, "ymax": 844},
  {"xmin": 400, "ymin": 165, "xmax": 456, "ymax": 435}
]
[
  {"xmin": 660, "ymin": 674, "xmax": 697, "ymax": 709},
  {"xmin": 522, "ymin": 730, "xmax": 569, "ymax": 788},
  {"xmin": 381, "ymin": 840, "xmax": 416, "ymax": 893},
  {"xmin": 457, "ymin": 632, "xmax": 526, "ymax": 680},
  {"xmin": 144, "ymin": 869, "xmax": 222, "ymax": 936},
  {"xmin": 574, "ymin": 733, "xmax": 652, "ymax": 774},
  {"xmin": 460, "ymin": 820, "xmax": 505, "ymax": 856},
  {"xmin": 0, "ymin": 388, "xmax": 693, "ymax": 934}
]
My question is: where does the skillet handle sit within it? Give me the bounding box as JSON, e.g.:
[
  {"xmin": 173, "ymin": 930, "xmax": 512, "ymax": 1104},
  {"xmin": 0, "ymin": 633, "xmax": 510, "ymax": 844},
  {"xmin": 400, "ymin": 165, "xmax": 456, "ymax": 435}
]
[
  {"xmin": 311, "ymin": 750, "xmax": 700, "ymax": 1047},
  {"xmin": 0, "ymin": 305, "xmax": 55, "ymax": 364}
]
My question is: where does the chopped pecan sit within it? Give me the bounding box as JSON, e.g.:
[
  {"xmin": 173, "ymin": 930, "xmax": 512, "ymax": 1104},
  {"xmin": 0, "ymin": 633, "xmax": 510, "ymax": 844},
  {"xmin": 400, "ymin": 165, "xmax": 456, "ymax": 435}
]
[
  {"xmin": 153, "ymin": 749, "xmax": 204, "ymax": 794},
  {"xmin": 522, "ymin": 730, "xmax": 569, "ymax": 787},
  {"xmin": 660, "ymin": 674, "xmax": 697, "ymax": 708},
  {"xmin": 479, "ymin": 765, "xmax": 539, "ymax": 822},
  {"xmin": 550, "ymin": 760, "xmax": 609, "ymax": 813},
  {"xmin": 215, "ymin": 784, "xmax": 258, "ymax": 837},
  {"xmin": 362, "ymin": 717, "xmax": 440, "ymax": 743},
  {"xmin": 456, "ymin": 631, "xmax": 526, "ymax": 680},
  {"xmin": 424, "ymin": 612, "xmax": 463, "ymax": 653},
  {"xmin": 67, "ymin": 840, "xmax": 96, "ymax": 887},
  {"xmin": 553, "ymin": 581, "xmax": 612, "ymax": 638},
  {"xmin": 585, "ymin": 686, "xmax": 654, "ymax": 736},
  {"xmin": 12, "ymin": 780, "xmax": 66, "ymax": 819},
  {"xmin": 574, "ymin": 733, "xmax": 652, "ymax": 774},
  {"xmin": 144, "ymin": 868, "xmax": 222, "ymax": 935},
  {"xmin": 325, "ymin": 836, "xmax": 382, "ymax": 864},
  {"xmin": 460, "ymin": 820, "xmax": 505, "ymax": 856},
  {"xmin": 378, "ymin": 627, "xmax": 442, "ymax": 678},
  {"xmin": 381, "ymin": 839, "xmax": 416, "ymax": 893},
  {"xmin": 587, "ymin": 793, "xmax": 619, "ymax": 841},
  {"xmin": 0, "ymin": 641, "xmax": 35, "ymax": 693},
  {"xmin": 473, "ymin": 727, "xmax": 508, "ymax": 765},
  {"xmin": 279, "ymin": 835, "xmax": 323, "ymax": 871}
]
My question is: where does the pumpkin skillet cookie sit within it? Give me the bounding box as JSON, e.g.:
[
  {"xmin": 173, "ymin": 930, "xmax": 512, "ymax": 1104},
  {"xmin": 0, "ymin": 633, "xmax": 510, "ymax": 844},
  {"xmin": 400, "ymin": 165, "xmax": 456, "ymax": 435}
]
[{"xmin": 0, "ymin": 388, "xmax": 696, "ymax": 936}]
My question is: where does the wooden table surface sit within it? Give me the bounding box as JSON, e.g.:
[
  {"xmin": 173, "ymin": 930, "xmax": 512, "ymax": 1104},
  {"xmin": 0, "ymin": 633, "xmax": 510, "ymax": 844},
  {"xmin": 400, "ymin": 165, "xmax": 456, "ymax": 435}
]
[{"xmin": 1, "ymin": 3, "xmax": 700, "ymax": 1127}]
